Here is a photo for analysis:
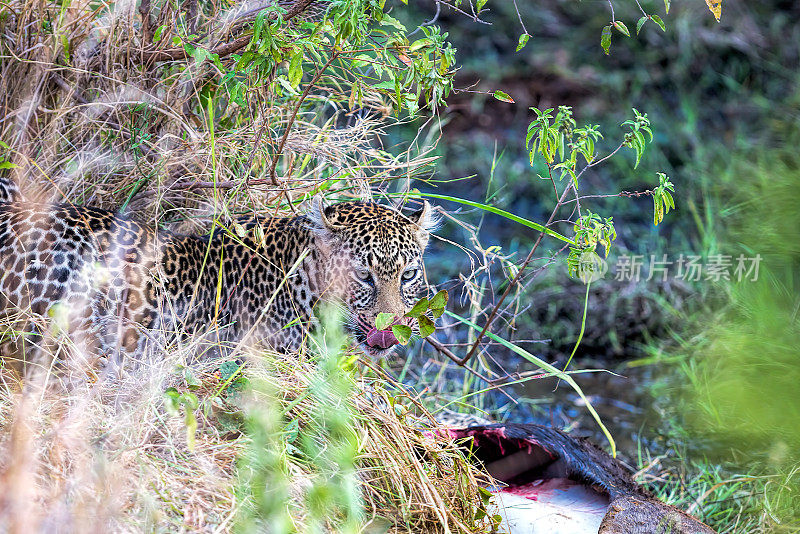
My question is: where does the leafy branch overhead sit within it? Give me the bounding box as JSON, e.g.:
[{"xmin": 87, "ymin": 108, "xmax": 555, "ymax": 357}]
[
  {"xmin": 525, "ymin": 105, "xmax": 673, "ymax": 281},
  {"xmin": 599, "ymin": 0, "xmax": 720, "ymax": 55}
]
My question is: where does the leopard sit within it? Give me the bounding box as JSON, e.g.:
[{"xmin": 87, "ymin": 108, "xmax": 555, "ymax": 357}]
[{"xmin": 0, "ymin": 176, "xmax": 437, "ymax": 374}]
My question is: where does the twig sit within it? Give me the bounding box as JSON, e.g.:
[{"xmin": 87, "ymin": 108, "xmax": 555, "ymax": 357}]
[
  {"xmin": 424, "ymin": 336, "xmax": 517, "ymax": 404},
  {"xmin": 561, "ymin": 189, "xmax": 655, "ymax": 204},
  {"xmin": 511, "ymin": 0, "xmax": 529, "ymax": 37},
  {"xmin": 434, "ymin": 0, "xmax": 492, "ymax": 25},
  {"xmin": 457, "ymin": 180, "xmax": 576, "ymax": 367},
  {"xmin": 408, "ymin": 1, "xmax": 441, "ymax": 37}
]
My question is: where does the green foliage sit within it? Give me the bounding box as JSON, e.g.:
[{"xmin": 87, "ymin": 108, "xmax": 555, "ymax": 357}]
[
  {"xmin": 516, "ymin": 33, "xmax": 530, "ymax": 52},
  {"xmin": 621, "ymin": 108, "xmax": 653, "ymax": 169},
  {"xmin": 237, "ymin": 305, "xmax": 362, "ymax": 532},
  {"xmin": 301, "ymin": 305, "xmax": 363, "ymax": 532},
  {"xmin": 171, "ymin": 0, "xmax": 461, "ymax": 130},
  {"xmin": 235, "ymin": 378, "xmax": 293, "ymax": 532},
  {"xmin": 527, "ymin": 106, "xmax": 603, "ymax": 183},
  {"xmin": 492, "ymin": 90, "xmax": 514, "ymax": 103},
  {"xmin": 525, "ymin": 105, "xmax": 669, "ymax": 280},
  {"xmin": 567, "ymin": 211, "xmax": 616, "ymax": 281},
  {"xmin": 375, "ymin": 290, "xmax": 448, "ymax": 345},
  {"xmin": 601, "ymin": 24, "xmax": 613, "ymax": 55},
  {"xmin": 652, "ymin": 172, "xmax": 675, "ymax": 226},
  {"xmin": 671, "ymin": 141, "xmax": 800, "ymax": 527},
  {"xmin": 164, "ymin": 387, "xmax": 200, "ymax": 452}
]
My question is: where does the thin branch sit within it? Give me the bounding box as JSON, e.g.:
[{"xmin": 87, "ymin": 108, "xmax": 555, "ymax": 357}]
[
  {"xmin": 562, "ymin": 189, "xmax": 655, "ymax": 204},
  {"xmin": 511, "ymin": 0, "xmax": 529, "ymax": 36},
  {"xmin": 457, "ymin": 180, "xmax": 576, "ymax": 367},
  {"xmin": 425, "ymin": 336, "xmax": 517, "ymax": 404},
  {"xmin": 408, "ymin": 0, "xmax": 441, "ymax": 37},
  {"xmin": 435, "ymin": 0, "xmax": 492, "ymax": 25},
  {"xmin": 575, "ymin": 141, "xmax": 626, "ymax": 181}
]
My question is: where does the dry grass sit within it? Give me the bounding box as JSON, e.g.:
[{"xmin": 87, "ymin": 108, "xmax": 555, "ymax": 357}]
[
  {"xmin": 0, "ymin": 328, "xmax": 496, "ymax": 532},
  {"xmin": 0, "ymin": 0, "xmax": 435, "ymax": 225}
]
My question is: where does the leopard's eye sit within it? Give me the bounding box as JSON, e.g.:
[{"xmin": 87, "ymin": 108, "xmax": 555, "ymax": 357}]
[
  {"xmin": 352, "ymin": 268, "xmax": 373, "ymax": 284},
  {"xmin": 401, "ymin": 268, "xmax": 419, "ymax": 282}
]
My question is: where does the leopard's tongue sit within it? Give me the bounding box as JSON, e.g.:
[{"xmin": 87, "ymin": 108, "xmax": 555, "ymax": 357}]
[{"xmin": 364, "ymin": 328, "xmax": 399, "ymax": 349}]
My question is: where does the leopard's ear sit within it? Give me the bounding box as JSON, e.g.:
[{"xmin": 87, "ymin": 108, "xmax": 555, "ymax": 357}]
[
  {"xmin": 308, "ymin": 195, "xmax": 345, "ymax": 232},
  {"xmin": 307, "ymin": 195, "xmax": 343, "ymax": 256},
  {"xmin": 406, "ymin": 201, "xmax": 439, "ymax": 249}
]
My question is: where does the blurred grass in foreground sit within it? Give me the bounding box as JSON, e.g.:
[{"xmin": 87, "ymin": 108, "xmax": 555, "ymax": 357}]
[{"xmin": 676, "ymin": 134, "xmax": 800, "ymax": 530}]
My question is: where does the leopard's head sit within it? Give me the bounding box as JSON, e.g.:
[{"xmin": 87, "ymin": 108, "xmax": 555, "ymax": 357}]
[{"xmin": 310, "ymin": 199, "xmax": 437, "ymax": 357}]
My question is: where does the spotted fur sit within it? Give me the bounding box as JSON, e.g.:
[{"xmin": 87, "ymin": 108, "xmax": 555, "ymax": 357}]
[{"xmin": 0, "ymin": 178, "xmax": 435, "ymax": 371}]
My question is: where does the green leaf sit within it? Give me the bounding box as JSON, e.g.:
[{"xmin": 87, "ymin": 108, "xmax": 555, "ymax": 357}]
[
  {"xmin": 153, "ymin": 25, "xmax": 166, "ymax": 43},
  {"xmin": 409, "ymin": 38, "xmax": 432, "ymax": 52},
  {"xmin": 651, "ymin": 14, "xmax": 666, "ymax": 32},
  {"xmin": 373, "ymin": 80, "xmax": 396, "ymax": 90},
  {"xmin": 182, "ymin": 392, "xmax": 199, "ymax": 410},
  {"xmin": 493, "ymin": 90, "xmax": 515, "ymax": 104},
  {"xmin": 429, "ymin": 289, "xmax": 448, "ymax": 310},
  {"xmin": 375, "ymin": 312, "xmax": 394, "ymax": 331},
  {"xmin": 636, "ymin": 16, "xmax": 647, "ymax": 35},
  {"xmin": 516, "ymin": 33, "xmax": 530, "ymax": 52},
  {"xmin": 0, "ymin": 161, "xmax": 18, "ymax": 170},
  {"xmin": 391, "ymin": 324, "xmax": 412, "ymax": 345},
  {"xmin": 219, "ymin": 361, "xmax": 241, "ymax": 381},
  {"xmin": 405, "ymin": 297, "xmax": 429, "ymax": 319},
  {"xmin": 664, "ymin": 0, "xmax": 671, "ymax": 13},
  {"xmin": 185, "ymin": 410, "xmax": 197, "ymax": 452},
  {"xmin": 284, "ymin": 418, "xmax": 300, "ymax": 443},
  {"xmin": 633, "ymin": 129, "xmax": 645, "ymax": 150},
  {"xmin": 403, "ymin": 192, "xmax": 575, "ymax": 245},
  {"xmin": 664, "ymin": 190, "xmax": 675, "ymax": 209},
  {"xmin": 163, "ymin": 388, "xmax": 180, "ymax": 415},
  {"xmin": 474, "ymin": 507, "xmax": 487, "ymax": 522},
  {"xmin": 476, "ymin": 0, "xmax": 488, "ymax": 11},
  {"xmin": 288, "ymin": 51, "xmax": 303, "ymax": 87},
  {"xmin": 379, "ymin": 13, "xmax": 406, "ymax": 31},
  {"xmin": 613, "ymin": 20, "xmax": 630, "ymax": 37},
  {"xmin": 418, "ymin": 315, "xmax": 435, "ymax": 338},
  {"xmin": 601, "ymin": 25, "xmax": 612, "ymax": 55},
  {"xmin": 183, "ymin": 368, "xmax": 201, "ymax": 388}
]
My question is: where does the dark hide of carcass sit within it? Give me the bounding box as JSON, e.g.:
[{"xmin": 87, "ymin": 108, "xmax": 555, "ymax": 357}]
[{"xmin": 449, "ymin": 424, "xmax": 717, "ymax": 534}]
